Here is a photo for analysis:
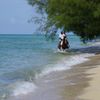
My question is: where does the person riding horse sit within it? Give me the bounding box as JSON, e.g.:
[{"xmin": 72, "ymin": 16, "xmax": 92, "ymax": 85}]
[{"xmin": 58, "ymin": 32, "xmax": 69, "ymax": 50}]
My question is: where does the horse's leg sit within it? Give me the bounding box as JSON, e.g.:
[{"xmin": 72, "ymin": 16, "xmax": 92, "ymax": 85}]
[
  {"xmin": 64, "ymin": 39, "xmax": 69, "ymax": 49},
  {"xmin": 61, "ymin": 41, "xmax": 65, "ymax": 51},
  {"xmin": 58, "ymin": 41, "xmax": 61, "ymax": 50},
  {"xmin": 66, "ymin": 40, "xmax": 69, "ymax": 49}
]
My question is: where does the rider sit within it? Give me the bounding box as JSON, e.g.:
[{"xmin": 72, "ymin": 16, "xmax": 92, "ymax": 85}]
[
  {"xmin": 58, "ymin": 31, "xmax": 69, "ymax": 50},
  {"xmin": 59, "ymin": 32, "xmax": 65, "ymax": 50}
]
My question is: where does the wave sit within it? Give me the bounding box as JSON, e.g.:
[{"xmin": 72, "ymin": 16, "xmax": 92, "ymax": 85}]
[
  {"xmin": 36, "ymin": 53, "xmax": 95, "ymax": 78},
  {"xmin": 9, "ymin": 81, "xmax": 37, "ymax": 96},
  {"xmin": 8, "ymin": 53, "xmax": 94, "ymax": 97}
]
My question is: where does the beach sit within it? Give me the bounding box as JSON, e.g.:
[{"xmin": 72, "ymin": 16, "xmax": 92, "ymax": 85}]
[
  {"xmin": 0, "ymin": 34, "xmax": 100, "ymax": 100},
  {"xmin": 1, "ymin": 0, "xmax": 100, "ymax": 99},
  {"xmin": 78, "ymin": 54, "xmax": 100, "ymax": 100},
  {"xmin": 61, "ymin": 53, "xmax": 100, "ymax": 100},
  {"xmin": 7, "ymin": 48, "xmax": 100, "ymax": 100}
]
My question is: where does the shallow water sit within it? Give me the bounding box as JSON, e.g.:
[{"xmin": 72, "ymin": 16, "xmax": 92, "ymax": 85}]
[{"xmin": 0, "ymin": 34, "xmax": 91, "ymax": 100}]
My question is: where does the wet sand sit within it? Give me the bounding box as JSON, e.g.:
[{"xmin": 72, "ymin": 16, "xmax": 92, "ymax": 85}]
[
  {"xmin": 62, "ymin": 54, "xmax": 100, "ymax": 100},
  {"xmin": 7, "ymin": 53, "xmax": 100, "ymax": 100},
  {"xmin": 78, "ymin": 65, "xmax": 100, "ymax": 100},
  {"xmin": 78, "ymin": 55, "xmax": 100, "ymax": 100}
]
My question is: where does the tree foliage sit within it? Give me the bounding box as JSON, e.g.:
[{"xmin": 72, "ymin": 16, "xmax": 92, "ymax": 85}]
[{"xmin": 27, "ymin": 0, "xmax": 100, "ymax": 42}]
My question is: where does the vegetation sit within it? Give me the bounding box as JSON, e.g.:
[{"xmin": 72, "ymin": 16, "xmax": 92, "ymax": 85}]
[{"xmin": 27, "ymin": 0, "xmax": 100, "ymax": 42}]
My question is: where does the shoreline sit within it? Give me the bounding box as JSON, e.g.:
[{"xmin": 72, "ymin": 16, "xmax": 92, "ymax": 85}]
[
  {"xmin": 78, "ymin": 55, "xmax": 100, "ymax": 100},
  {"xmin": 7, "ymin": 53, "xmax": 100, "ymax": 100},
  {"xmin": 78, "ymin": 65, "xmax": 100, "ymax": 100},
  {"xmin": 61, "ymin": 54, "xmax": 100, "ymax": 100}
]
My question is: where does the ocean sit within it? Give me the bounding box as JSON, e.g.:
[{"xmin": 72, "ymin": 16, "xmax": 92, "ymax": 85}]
[{"xmin": 0, "ymin": 34, "xmax": 94, "ymax": 100}]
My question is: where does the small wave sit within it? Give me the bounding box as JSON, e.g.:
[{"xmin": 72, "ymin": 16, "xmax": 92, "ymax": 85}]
[
  {"xmin": 6, "ymin": 53, "xmax": 94, "ymax": 98},
  {"xmin": 9, "ymin": 81, "xmax": 37, "ymax": 96},
  {"xmin": 36, "ymin": 53, "xmax": 94, "ymax": 78},
  {"xmin": 8, "ymin": 54, "xmax": 94, "ymax": 97}
]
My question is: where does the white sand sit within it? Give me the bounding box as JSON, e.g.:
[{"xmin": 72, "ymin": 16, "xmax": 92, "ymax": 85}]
[{"xmin": 79, "ymin": 65, "xmax": 100, "ymax": 100}]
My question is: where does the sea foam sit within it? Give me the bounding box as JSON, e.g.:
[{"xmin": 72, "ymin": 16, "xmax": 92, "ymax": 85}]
[
  {"xmin": 37, "ymin": 53, "xmax": 95, "ymax": 77},
  {"xmin": 10, "ymin": 81, "xmax": 37, "ymax": 96},
  {"xmin": 9, "ymin": 53, "xmax": 94, "ymax": 97}
]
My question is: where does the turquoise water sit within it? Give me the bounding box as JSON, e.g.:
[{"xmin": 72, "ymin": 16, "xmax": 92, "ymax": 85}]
[{"xmin": 0, "ymin": 34, "xmax": 85, "ymax": 99}]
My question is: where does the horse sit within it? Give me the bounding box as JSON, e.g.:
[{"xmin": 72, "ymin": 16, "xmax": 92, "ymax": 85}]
[{"xmin": 58, "ymin": 37, "xmax": 69, "ymax": 50}]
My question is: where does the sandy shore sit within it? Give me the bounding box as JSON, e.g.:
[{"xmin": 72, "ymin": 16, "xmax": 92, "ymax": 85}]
[
  {"xmin": 78, "ymin": 55, "xmax": 100, "ymax": 100},
  {"xmin": 61, "ymin": 54, "xmax": 100, "ymax": 100},
  {"xmin": 78, "ymin": 65, "xmax": 100, "ymax": 100}
]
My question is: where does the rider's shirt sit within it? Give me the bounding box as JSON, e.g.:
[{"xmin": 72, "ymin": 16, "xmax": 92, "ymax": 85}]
[
  {"xmin": 59, "ymin": 33, "xmax": 66, "ymax": 46},
  {"xmin": 59, "ymin": 34, "xmax": 65, "ymax": 40}
]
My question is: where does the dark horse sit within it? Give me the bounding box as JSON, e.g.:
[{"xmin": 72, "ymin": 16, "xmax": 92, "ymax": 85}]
[{"xmin": 58, "ymin": 37, "xmax": 69, "ymax": 50}]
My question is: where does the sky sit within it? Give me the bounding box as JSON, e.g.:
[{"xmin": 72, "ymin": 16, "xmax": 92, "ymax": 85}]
[{"xmin": 0, "ymin": 0, "xmax": 37, "ymax": 34}]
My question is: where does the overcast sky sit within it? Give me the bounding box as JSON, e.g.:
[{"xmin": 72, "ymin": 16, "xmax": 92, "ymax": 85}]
[{"xmin": 0, "ymin": 0, "xmax": 37, "ymax": 34}]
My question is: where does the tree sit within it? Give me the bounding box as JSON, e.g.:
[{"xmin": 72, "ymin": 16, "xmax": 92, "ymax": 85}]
[{"xmin": 27, "ymin": 0, "xmax": 100, "ymax": 42}]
